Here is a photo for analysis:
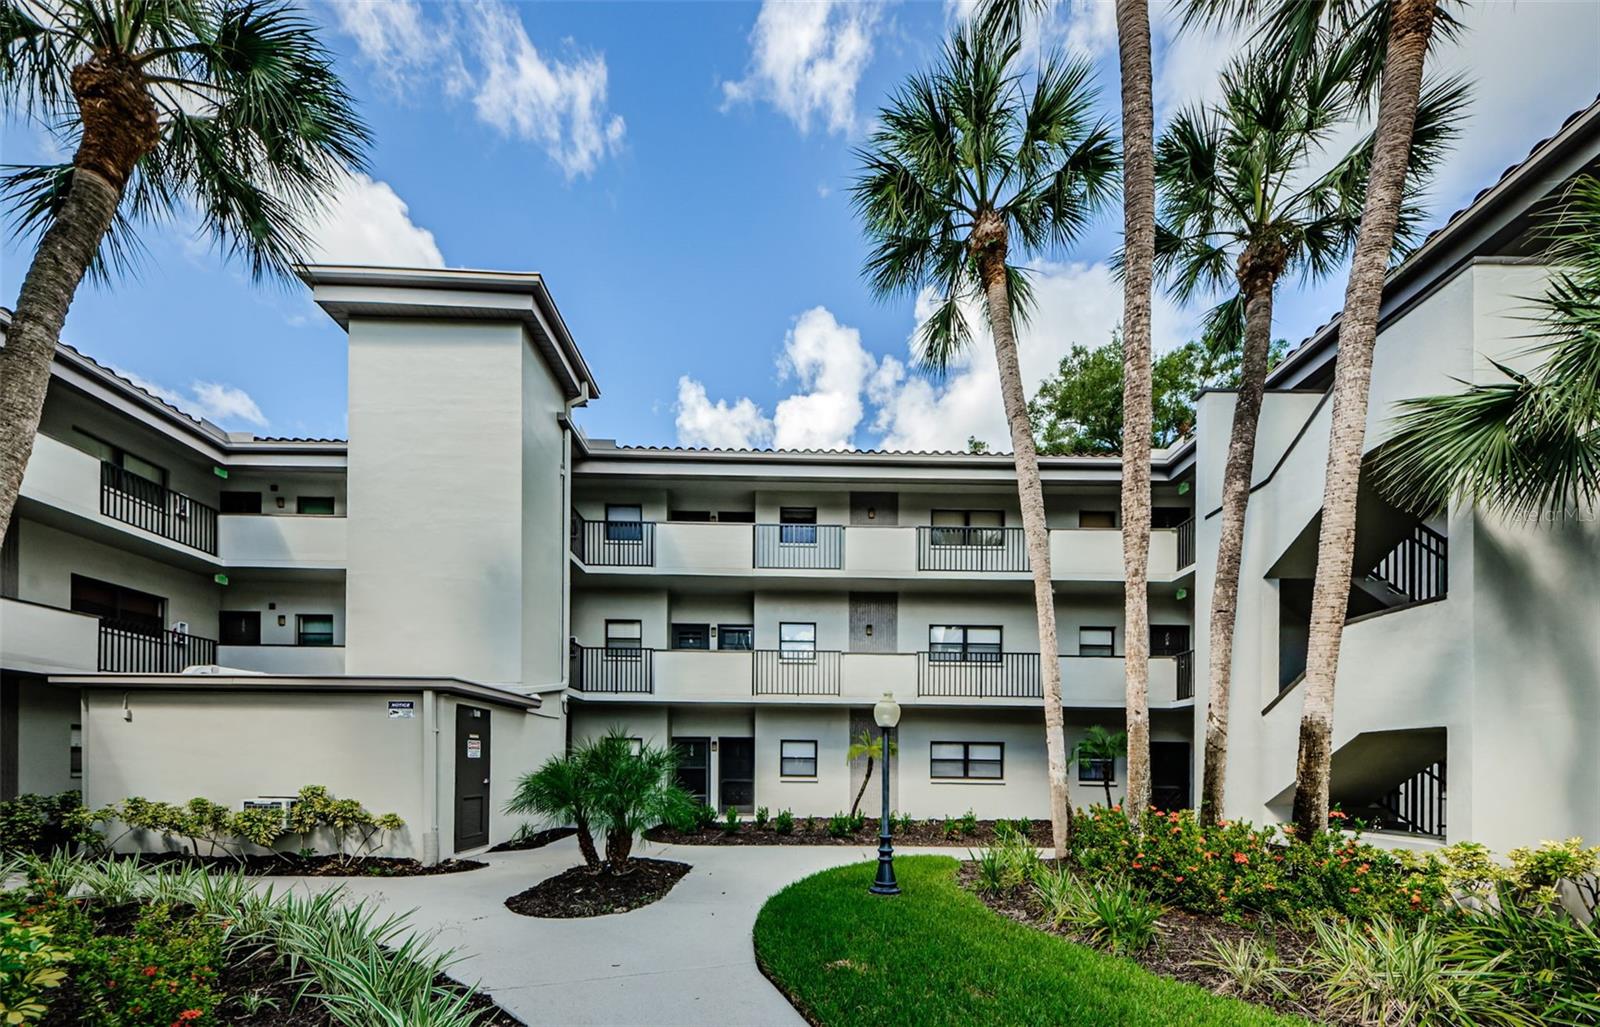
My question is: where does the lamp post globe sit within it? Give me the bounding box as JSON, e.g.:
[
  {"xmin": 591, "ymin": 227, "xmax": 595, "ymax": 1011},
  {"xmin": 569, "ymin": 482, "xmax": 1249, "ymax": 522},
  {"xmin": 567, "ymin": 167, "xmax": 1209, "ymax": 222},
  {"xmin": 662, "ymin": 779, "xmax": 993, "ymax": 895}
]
[{"xmin": 870, "ymin": 692, "xmax": 902, "ymax": 896}]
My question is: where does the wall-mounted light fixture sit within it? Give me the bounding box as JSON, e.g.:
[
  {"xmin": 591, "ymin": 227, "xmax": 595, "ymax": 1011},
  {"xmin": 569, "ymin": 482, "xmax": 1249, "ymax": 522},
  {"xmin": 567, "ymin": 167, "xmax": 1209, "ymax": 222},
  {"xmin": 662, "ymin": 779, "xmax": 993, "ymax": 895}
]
[
  {"xmin": 275, "ymin": 496, "xmax": 286, "ymax": 509},
  {"xmin": 277, "ymin": 614, "xmax": 287, "ymax": 627},
  {"xmin": 867, "ymin": 507, "xmax": 876, "ymax": 519},
  {"xmin": 864, "ymin": 624, "xmax": 874, "ymax": 637}
]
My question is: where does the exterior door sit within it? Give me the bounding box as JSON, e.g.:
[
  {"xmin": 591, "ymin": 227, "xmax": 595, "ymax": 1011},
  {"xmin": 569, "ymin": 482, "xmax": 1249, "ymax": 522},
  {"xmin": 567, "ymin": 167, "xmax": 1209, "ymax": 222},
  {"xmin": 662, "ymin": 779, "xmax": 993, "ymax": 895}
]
[
  {"xmin": 454, "ymin": 705, "xmax": 491, "ymax": 850},
  {"xmin": 673, "ymin": 738, "xmax": 710, "ymax": 805},
  {"xmin": 1151, "ymin": 741, "xmax": 1190, "ymax": 812},
  {"xmin": 718, "ymin": 737, "xmax": 755, "ymax": 812}
]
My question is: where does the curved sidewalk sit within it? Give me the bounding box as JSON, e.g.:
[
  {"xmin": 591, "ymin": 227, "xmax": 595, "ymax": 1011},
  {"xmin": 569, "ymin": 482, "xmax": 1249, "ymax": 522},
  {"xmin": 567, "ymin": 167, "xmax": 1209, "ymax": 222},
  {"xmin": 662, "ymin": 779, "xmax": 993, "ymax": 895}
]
[{"xmin": 294, "ymin": 838, "xmax": 953, "ymax": 1026}]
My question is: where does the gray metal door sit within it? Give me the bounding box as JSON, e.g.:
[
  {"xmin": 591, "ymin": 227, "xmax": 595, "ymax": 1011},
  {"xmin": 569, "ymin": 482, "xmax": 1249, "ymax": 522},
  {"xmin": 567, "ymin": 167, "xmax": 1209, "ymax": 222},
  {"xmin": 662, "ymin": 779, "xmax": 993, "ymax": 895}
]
[{"xmin": 848, "ymin": 592, "xmax": 897, "ymax": 653}]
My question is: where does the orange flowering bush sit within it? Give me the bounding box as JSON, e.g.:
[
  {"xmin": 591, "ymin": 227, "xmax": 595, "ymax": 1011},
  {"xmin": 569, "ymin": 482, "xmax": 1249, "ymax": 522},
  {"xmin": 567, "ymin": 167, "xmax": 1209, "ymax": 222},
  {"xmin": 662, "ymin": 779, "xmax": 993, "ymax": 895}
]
[
  {"xmin": 1070, "ymin": 806, "xmax": 1448, "ymax": 922},
  {"xmin": 54, "ymin": 901, "xmax": 223, "ymax": 1026}
]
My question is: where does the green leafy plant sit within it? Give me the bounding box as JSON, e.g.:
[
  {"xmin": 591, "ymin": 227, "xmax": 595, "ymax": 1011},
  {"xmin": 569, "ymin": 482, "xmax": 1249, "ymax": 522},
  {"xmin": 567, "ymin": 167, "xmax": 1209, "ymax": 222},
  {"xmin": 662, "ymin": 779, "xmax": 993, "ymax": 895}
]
[
  {"xmin": 0, "ymin": 914, "xmax": 68, "ymax": 1024},
  {"xmin": 754, "ymin": 806, "xmax": 770, "ymax": 830},
  {"xmin": 1446, "ymin": 881, "xmax": 1600, "ymax": 1024},
  {"xmin": 1071, "ymin": 875, "xmax": 1164, "ymax": 955},
  {"xmin": 774, "ymin": 810, "xmax": 795, "ymax": 836},
  {"xmin": 972, "ymin": 824, "xmax": 1043, "ymax": 894},
  {"xmin": 1073, "ymin": 726, "xmax": 1127, "ymax": 809},
  {"xmin": 721, "ymin": 808, "xmax": 741, "ymax": 836},
  {"xmin": 892, "ymin": 811, "xmax": 916, "ymax": 834},
  {"xmin": 507, "ymin": 751, "xmax": 602, "ymax": 869},
  {"xmin": 845, "ymin": 730, "xmax": 898, "ymax": 818},
  {"xmin": 0, "ymin": 792, "xmax": 97, "ymax": 857},
  {"xmin": 958, "ymin": 810, "xmax": 979, "ymax": 837},
  {"xmin": 65, "ymin": 902, "xmax": 225, "ymax": 1027},
  {"xmin": 284, "ymin": 786, "xmax": 405, "ymax": 865},
  {"xmin": 584, "ymin": 730, "xmax": 696, "ymax": 870},
  {"xmin": 1032, "ymin": 864, "xmax": 1089, "ymax": 929},
  {"xmin": 1192, "ymin": 935, "xmax": 1293, "ymax": 1001}
]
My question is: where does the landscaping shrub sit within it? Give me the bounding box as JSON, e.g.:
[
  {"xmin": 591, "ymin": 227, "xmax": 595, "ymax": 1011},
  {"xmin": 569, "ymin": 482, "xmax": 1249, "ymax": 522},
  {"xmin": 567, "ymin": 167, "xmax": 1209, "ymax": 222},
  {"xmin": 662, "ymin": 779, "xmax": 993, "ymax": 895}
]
[
  {"xmin": 583, "ymin": 731, "xmax": 695, "ymax": 868},
  {"xmin": 62, "ymin": 902, "xmax": 225, "ymax": 1026},
  {"xmin": 1071, "ymin": 806, "xmax": 1448, "ymax": 921},
  {"xmin": 826, "ymin": 811, "xmax": 867, "ymax": 838},
  {"xmin": 0, "ymin": 913, "xmax": 68, "ymax": 1023},
  {"xmin": 754, "ymin": 806, "xmax": 770, "ymax": 829},
  {"xmin": 1445, "ymin": 881, "xmax": 1600, "ymax": 1025},
  {"xmin": 0, "ymin": 791, "xmax": 95, "ymax": 856},
  {"xmin": 971, "ymin": 825, "xmax": 1041, "ymax": 894},
  {"xmin": 721, "ymin": 808, "xmax": 741, "ymax": 835},
  {"xmin": 774, "ymin": 810, "xmax": 795, "ymax": 835},
  {"xmin": 1072, "ymin": 875, "xmax": 1164, "ymax": 955},
  {"xmin": 1193, "ymin": 935, "xmax": 1291, "ymax": 1001}
]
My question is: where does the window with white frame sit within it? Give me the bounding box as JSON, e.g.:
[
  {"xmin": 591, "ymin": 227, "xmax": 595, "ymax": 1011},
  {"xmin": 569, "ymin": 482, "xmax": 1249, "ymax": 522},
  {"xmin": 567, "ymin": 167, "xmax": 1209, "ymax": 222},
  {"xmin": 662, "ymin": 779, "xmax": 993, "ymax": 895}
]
[
  {"xmin": 778, "ymin": 622, "xmax": 816, "ymax": 660},
  {"xmin": 1079, "ymin": 757, "xmax": 1115, "ymax": 783},
  {"xmin": 930, "ymin": 741, "xmax": 1004, "ymax": 779},
  {"xmin": 605, "ymin": 620, "xmax": 642, "ymax": 655},
  {"xmin": 1079, "ymin": 626, "xmax": 1115, "ymax": 657},
  {"xmin": 780, "ymin": 740, "xmax": 818, "ymax": 777},
  {"xmin": 605, "ymin": 504, "xmax": 643, "ymax": 542},
  {"xmin": 928, "ymin": 625, "xmax": 1002, "ymax": 662}
]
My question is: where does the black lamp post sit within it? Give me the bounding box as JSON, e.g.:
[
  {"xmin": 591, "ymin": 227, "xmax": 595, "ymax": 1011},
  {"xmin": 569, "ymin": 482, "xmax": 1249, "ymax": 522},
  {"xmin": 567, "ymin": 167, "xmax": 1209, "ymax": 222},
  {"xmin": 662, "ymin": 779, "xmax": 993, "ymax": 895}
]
[{"xmin": 869, "ymin": 691, "xmax": 901, "ymax": 896}]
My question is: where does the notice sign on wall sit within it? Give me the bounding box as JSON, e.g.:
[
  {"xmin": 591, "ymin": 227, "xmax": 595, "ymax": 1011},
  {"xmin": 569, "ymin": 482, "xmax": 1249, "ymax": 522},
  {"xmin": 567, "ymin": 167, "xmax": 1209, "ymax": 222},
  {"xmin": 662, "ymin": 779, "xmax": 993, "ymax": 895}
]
[
  {"xmin": 466, "ymin": 735, "xmax": 482, "ymax": 758},
  {"xmin": 387, "ymin": 700, "xmax": 416, "ymax": 719}
]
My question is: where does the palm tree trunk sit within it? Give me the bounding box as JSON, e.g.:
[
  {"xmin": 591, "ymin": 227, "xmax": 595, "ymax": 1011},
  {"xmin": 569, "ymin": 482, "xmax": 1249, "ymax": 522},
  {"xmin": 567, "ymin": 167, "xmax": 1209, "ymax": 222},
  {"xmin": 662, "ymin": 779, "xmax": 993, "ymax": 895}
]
[
  {"xmin": 974, "ymin": 222, "xmax": 1072, "ymax": 858},
  {"xmin": 1200, "ymin": 271, "xmax": 1278, "ymax": 826},
  {"xmin": 575, "ymin": 813, "xmax": 601, "ymax": 870},
  {"xmin": 1115, "ymin": 0, "xmax": 1156, "ymax": 826},
  {"xmin": 1292, "ymin": 0, "xmax": 1439, "ymax": 838},
  {"xmin": 606, "ymin": 826, "xmax": 633, "ymax": 872},
  {"xmin": 0, "ymin": 54, "xmax": 158, "ymax": 547},
  {"xmin": 850, "ymin": 755, "xmax": 874, "ymax": 818},
  {"xmin": 1103, "ymin": 777, "xmax": 1113, "ymax": 810}
]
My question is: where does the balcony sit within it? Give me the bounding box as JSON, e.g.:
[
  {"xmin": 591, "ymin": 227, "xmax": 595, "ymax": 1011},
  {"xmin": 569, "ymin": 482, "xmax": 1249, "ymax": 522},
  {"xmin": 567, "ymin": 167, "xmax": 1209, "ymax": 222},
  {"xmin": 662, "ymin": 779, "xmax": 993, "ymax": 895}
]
[
  {"xmin": 752, "ymin": 649, "xmax": 841, "ymax": 695},
  {"xmin": 1175, "ymin": 650, "xmax": 1195, "ymax": 700},
  {"xmin": 215, "ymin": 644, "xmax": 346, "ymax": 675},
  {"xmin": 0, "ymin": 598, "xmax": 99, "ymax": 673},
  {"xmin": 917, "ymin": 526, "xmax": 1029, "ymax": 572},
  {"xmin": 1176, "ymin": 517, "xmax": 1196, "ymax": 570},
  {"xmin": 570, "ymin": 644, "xmax": 654, "ymax": 693},
  {"xmin": 571, "ymin": 514, "xmax": 654, "ymax": 567},
  {"xmin": 917, "ymin": 651, "xmax": 1040, "ymax": 698},
  {"xmin": 218, "ymin": 514, "xmax": 347, "ymax": 570},
  {"xmin": 100, "ymin": 463, "xmax": 218, "ymax": 555},
  {"xmin": 754, "ymin": 524, "xmax": 844, "ymax": 570},
  {"xmin": 98, "ymin": 621, "xmax": 217, "ymax": 672}
]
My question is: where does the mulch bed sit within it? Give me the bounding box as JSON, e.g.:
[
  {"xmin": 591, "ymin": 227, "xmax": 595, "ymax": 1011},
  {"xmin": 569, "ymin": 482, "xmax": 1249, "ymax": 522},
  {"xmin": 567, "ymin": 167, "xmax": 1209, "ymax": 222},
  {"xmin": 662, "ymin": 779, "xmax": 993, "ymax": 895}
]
[
  {"xmin": 958, "ymin": 863, "xmax": 1322, "ymax": 1022},
  {"xmin": 504, "ymin": 858, "xmax": 691, "ymax": 918},
  {"xmin": 116, "ymin": 851, "xmax": 487, "ymax": 877},
  {"xmin": 648, "ymin": 818, "xmax": 1052, "ymax": 847},
  {"xmin": 488, "ymin": 826, "xmax": 577, "ymax": 853},
  {"xmin": 38, "ymin": 900, "xmax": 524, "ymax": 1027}
]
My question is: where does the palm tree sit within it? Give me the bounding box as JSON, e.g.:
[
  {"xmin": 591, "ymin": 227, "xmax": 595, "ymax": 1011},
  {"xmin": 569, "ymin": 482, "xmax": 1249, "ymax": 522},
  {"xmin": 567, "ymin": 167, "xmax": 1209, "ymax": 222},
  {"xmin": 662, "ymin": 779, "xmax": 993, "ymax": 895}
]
[
  {"xmin": 585, "ymin": 731, "xmax": 694, "ymax": 872},
  {"xmin": 852, "ymin": 23, "xmax": 1117, "ymax": 858},
  {"xmin": 1181, "ymin": 0, "xmax": 1463, "ymax": 837},
  {"xmin": 507, "ymin": 746, "xmax": 602, "ymax": 871},
  {"xmin": 846, "ymin": 729, "xmax": 898, "ymax": 819},
  {"xmin": 0, "ymin": 0, "xmax": 369, "ymax": 546},
  {"xmin": 1074, "ymin": 724, "xmax": 1128, "ymax": 810},
  {"xmin": 1153, "ymin": 45, "xmax": 1463, "ymax": 826},
  {"xmin": 1114, "ymin": 0, "xmax": 1157, "ymax": 828},
  {"xmin": 1374, "ymin": 175, "xmax": 1600, "ymax": 520}
]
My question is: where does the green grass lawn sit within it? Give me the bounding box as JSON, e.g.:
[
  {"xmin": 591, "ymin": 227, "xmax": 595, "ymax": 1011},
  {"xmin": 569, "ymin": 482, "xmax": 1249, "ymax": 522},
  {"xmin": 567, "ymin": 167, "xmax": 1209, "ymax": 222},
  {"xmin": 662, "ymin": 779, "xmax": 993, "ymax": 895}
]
[{"xmin": 753, "ymin": 856, "xmax": 1301, "ymax": 1027}]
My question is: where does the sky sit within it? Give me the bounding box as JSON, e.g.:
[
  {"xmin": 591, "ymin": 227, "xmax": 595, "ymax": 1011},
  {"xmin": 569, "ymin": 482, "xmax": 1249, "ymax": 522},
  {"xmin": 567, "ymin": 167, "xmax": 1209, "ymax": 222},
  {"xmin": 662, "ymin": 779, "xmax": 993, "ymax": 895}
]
[{"xmin": 1, "ymin": 1, "xmax": 1597, "ymax": 451}]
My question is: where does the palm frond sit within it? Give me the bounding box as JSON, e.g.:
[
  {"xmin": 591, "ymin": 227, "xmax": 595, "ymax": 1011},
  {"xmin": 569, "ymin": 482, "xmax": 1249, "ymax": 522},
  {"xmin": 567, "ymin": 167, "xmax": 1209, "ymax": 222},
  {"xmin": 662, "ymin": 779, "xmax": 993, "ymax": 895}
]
[{"xmin": 1, "ymin": 162, "xmax": 147, "ymax": 281}]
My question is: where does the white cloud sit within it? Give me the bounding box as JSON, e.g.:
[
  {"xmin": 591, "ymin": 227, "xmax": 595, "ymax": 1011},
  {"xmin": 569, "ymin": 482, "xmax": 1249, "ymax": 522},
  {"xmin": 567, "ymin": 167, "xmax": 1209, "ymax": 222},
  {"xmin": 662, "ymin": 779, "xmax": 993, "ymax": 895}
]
[
  {"xmin": 306, "ymin": 172, "xmax": 444, "ymax": 267},
  {"xmin": 110, "ymin": 367, "xmax": 269, "ymax": 429},
  {"xmin": 721, "ymin": 1, "xmax": 881, "ymax": 136},
  {"xmin": 674, "ymin": 376, "xmax": 773, "ymax": 450},
  {"xmin": 772, "ymin": 307, "xmax": 878, "ymax": 449},
  {"xmin": 872, "ymin": 262, "xmax": 1193, "ymax": 452},
  {"xmin": 329, "ymin": 0, "xmax": 624, "ymax": 178}
]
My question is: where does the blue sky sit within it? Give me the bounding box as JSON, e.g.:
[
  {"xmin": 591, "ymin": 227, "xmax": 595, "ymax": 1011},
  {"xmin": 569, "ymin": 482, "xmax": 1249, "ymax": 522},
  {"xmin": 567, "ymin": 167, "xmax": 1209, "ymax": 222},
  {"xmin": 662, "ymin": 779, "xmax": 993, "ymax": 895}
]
[{"xmin": 2, "ymin": 1, "xmax": 1597, "ymax": 450}]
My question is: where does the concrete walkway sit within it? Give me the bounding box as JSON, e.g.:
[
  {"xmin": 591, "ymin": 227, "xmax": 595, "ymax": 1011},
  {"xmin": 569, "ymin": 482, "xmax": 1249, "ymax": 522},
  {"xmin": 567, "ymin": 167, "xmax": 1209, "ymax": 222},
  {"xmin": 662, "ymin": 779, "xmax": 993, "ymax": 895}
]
[{"xmin": 289, "ymin": 837, "xmax": 950, "ymax": 1026}]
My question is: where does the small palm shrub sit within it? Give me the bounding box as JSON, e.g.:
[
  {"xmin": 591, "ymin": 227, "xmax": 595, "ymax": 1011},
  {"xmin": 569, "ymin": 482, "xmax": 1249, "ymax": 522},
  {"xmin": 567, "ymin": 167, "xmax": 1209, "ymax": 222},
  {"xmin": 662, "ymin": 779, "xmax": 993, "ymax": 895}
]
[
  {"xmin": 507, "ymin": 752, "xmax": 602, "ymax": 869},
  {"xmin": 754, "ymin": 807, "xmax": 770, "ymax": 829},
  {"xmin": 774, "ymin": 810, "xmax": 796, "ymax": 835},
  {"xmin": 584, "ymin": 731, "xmax": 696, "ymax": 870}
]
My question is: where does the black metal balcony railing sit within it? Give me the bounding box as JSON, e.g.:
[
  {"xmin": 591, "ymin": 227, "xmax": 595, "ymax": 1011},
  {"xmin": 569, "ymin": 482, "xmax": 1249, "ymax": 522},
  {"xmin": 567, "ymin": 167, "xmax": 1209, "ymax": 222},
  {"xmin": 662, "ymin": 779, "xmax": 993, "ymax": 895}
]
[
  {"xmin": 100, "ymin": 463, "xmax": 218, "ymax": 555},
  {"xmin": 754, "ymin": 524, "xmax": 844, "ymax": 569},
  {"xmin": 917, "ymin": 651, "xmax": 1041, "ymax": 698},
  {"xmin": 1367, "ymin": 523, "xmax": 1448, "ymax": 606},
  {"xmin": 1176, "ymin": 516, "xmax": 1196, "ymax": 570},
  {"xmin": 753, "ymin": 649, "xmax": 841, "ymax": 695},
  {"xmin": 570, "ymin": 645, "xmax": 654, "ymax": 693},
  {"xmin": 98, "ymin": 620, "xmax": 217, "ymax": 672},
  {"xmin": 917, "ymin": 526, "xmax": 1030, "ymax": 573},
  {"xmin": 570, "ymin": 512, "xmax": 655, "ymax": 567},
  {"xmin": 1376, "ymin": 761, "xmax": 1446, "ymax": 838},
  {"xmin": 1175, "ymin": 650, "xmax": 1195, "ymax": 700}
]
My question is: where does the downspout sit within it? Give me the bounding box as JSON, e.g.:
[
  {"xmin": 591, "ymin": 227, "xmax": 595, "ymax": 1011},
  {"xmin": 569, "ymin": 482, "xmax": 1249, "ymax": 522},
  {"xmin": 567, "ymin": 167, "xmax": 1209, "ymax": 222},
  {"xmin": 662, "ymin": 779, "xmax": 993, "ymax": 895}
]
[{"xmin": 420, "ymin": 688, "xmax": 439, "ymax": 865}]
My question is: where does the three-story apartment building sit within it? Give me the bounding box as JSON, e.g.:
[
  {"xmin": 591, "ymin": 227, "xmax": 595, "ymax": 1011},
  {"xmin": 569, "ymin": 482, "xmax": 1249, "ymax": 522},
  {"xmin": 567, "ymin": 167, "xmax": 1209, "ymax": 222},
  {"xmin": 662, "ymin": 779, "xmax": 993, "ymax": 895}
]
[{"xmin": 2, "ymin": 99, "xmax": 1596, "ymax": 860}]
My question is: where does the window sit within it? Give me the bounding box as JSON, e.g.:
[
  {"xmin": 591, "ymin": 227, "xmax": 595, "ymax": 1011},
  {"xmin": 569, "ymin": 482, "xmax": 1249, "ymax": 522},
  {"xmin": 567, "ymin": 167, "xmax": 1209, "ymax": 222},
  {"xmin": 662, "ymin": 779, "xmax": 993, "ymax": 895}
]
[
  {"xmin": 717, "ymin": 510, "xmax": 755, "ymax": 523},
  {"xmin": 1151, "ymin": 506, "xmax": 1191, "ymax": 528},
  {"xmin": 1150, "ymin": 624, "xmax": 1191, "ymax": 657},
  {"xmin": 1079, "ymin": 510, "xmax": 1117, "ymax": 529},
  {"xmin": 780, "ymin": 740, "xmax": 818, "ymax": 777},
  {"xmin": 1079, "ymin": 627, "xmax": 1116, "ymax": 657},
  {"xmin": 72, "ymin": 428, "xmax": 167, "ymax": 486},
  {"xmin": 668, "ymin": 509, "xmax": 712, "ymax": 522},
  {"xmin": 931, "ymin": 509, "xmax": 1004, "ymax": 546},
  {"xmin": 628, "ymin": 737, "xmax": 644, "ymax": 757},
  {"xmin": 778, "ymin": 507, "xmax": 818, "ymax": 544},
  {"xmin": 930, "ymin": 741, "xmax": 1004, "ymax": 780},
  {"xmin": 219, "ymin": 611, "xmax": 261, "ymax": 646},
  {"xmin": 1079, "ymin": 758, "xmax": 1115, "ymax": 783},
  {"xmin": 928, "ymin": 625, "xmax": 1002, "ymax": 662},
  {"xmin": 672, "ymin": 623, "xmax": 710, "ymax": 650},
  {"xmin": 220, "ymin": 491, "xmax": 262, "ymax": 513},
  {"xmin": 718, "ymin": 624, "xmax": 753, "ymax": 651},
  {"xmin": 69, "ymin": 724, "xmax": 82, "ymax": 779},
  {"xmin": 296, "ymin": 614, "xmax": 334, "ymax": 647},
  {"xmin": 296, "ymin": 495, "xmax": 335, "ymax": 515},
  {"xmin": 778, "ymin": 622, "xmax": 816, "ymax": 660},
  {"xmin": 70, "ymin": 575, "xmax": 164, "ymax": 634},
  {"xmin": 605, "ymin": 504, "xmax": 643, "ymax": 542},
  {"xmin": 605, "ymin": 620, "xmax": 643, "ymax": 655}
]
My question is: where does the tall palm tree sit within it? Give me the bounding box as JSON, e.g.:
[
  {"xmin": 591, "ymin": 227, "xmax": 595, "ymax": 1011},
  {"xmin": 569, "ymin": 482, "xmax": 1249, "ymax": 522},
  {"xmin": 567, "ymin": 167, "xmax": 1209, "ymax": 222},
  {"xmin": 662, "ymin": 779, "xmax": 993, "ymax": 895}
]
[
  {"xmin": 1115, "ymin": 0, "xmax": 1157, "ymax": 826},
  {"xmin": 1181, "ymin": 0, "xmax": 1462, "ymax": 837},
  {"xmin": 852, "ymin": 24, "xmax": 1117, "ymax": 857},
  {"xmin": 1153, "ymin": 46, "xmax": 1463, "ymax": 825},
  {"xmin": 1073, "ymin": 724, "xmax": 1128, "ymax": 810},
  {"xmin": 0, "ymin": 0, "xmax": 369, "ymax": 546},
  {"xmin": 1374, "ymin": 175, "xmax": 1600, "ymax": 519},
  {"xmin": 846, "ymin": 729, "xmax": 898, "ymax": 819}
]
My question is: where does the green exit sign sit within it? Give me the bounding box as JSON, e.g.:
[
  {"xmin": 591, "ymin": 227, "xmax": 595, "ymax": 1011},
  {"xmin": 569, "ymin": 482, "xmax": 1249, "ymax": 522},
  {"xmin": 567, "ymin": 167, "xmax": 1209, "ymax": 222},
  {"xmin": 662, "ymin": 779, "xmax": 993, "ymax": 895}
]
[
  {"xmin": 1177, "ymin": 481, "xmax": 1190, "ymax": 495},
  {"xmin": 213, "ymin": 466, "xmax": 229, "ymax": 479},
  {"xmin": 1175, "ymin": 588, "xmax": 1188, "ymax": 601},
  {"xmin": 213, "ymin": 573, "xmax": 230, "ymax": 586}
]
